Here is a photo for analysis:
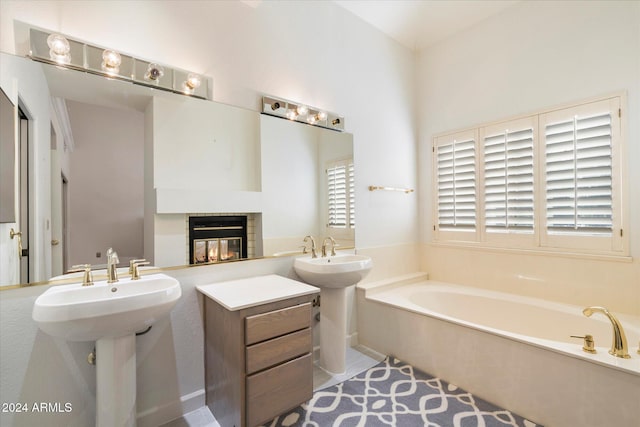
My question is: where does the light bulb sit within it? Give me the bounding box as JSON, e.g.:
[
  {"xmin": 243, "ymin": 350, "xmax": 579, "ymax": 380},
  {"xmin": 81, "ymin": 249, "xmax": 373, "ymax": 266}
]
[
  {"xmin": 296, "ymin": 105, "xmax": 308, "ymax": 116},
  {"xmin": 47, "ymin": 34, "xmax": 70, "ymax": 63},
  {"xmin": 145, "ymin": 63, "xmax": 164, "ymax": 81},
  {"xmin": 183, "ymin": 73, "xmax": 202, "ymax": 93},
  {"xmin": 286, "ymin": 110, "xmax": 298, "ymax": 120},
  {"xmin": 317, "ymin": 111, "xmax": 327, "ymax": 121},
  {"xmin": 101, "ymin": 50, "xmax": 121, "ymax": 74}
]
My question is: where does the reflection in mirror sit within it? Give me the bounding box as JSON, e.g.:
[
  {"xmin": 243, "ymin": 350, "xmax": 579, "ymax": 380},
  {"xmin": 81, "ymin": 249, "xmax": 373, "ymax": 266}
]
[
  {"xmin": 0, "ymin": 51, "xmax": 354, "ymax": 288},
  {"xmin": 260, "ymin": 115, "xmax": 354, "ymax": 255}
]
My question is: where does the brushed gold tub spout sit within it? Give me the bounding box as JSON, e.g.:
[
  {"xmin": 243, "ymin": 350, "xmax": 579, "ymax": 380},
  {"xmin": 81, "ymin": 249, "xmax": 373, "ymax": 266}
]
[{"xmin": 582, "ymin": 306, "xmax": 630, "ymax": 359}]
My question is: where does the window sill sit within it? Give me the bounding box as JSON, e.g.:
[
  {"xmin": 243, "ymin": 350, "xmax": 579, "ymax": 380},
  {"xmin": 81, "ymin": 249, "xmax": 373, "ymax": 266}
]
[{"xmin": 428, "ymin": 241, "xmax": 633, "ymax": 263}]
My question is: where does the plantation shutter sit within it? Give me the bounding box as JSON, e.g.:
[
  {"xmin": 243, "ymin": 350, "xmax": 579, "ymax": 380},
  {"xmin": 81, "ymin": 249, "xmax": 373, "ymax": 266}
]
[
  {"xmin": 436, "ymin": 132, "xmax": 477, "ymax": 232},
  {"xmin": 348, "ymin": 162, "xmax": 355, "ymax": 228},
  {"xmin": 483, "ymin": 125, "xmax": 535, "ymax": 233},
  {"xmin": 327, "ymin": 160, "xmax": 354, "ymax": 229},
  {"xmin": 544, "ymin": 110, "xmax": 613, "ymax": 235}
]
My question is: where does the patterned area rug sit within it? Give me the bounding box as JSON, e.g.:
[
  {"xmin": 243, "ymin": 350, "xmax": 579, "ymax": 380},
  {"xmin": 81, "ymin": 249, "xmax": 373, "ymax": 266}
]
[{"xmin": 263, "ymin": 357, "xmax": 542, "ymax": 427}]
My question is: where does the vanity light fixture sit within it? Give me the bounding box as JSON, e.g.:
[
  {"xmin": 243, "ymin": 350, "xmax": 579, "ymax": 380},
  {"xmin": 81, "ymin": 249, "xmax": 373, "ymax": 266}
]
[
  {"xmin": 261, "ymin": 95, "xmax": 345, "ymax": 131},
  {"xmin": 46, "ymin": 33, "xmax": 71, "ymax": 64},
  {"xmin": 101, "ymin": 49, "xmax": 122, "ymax": 74},
  {"xmin": 29, "ymin": 27, "xmax": 212, "ymax": 100}
]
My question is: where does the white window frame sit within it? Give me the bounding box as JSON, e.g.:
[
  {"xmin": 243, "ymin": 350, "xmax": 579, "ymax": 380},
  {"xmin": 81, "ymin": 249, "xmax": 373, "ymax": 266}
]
[{"xmin": 432, "ymin": 94, "xmax": 628, "ymax": 257}]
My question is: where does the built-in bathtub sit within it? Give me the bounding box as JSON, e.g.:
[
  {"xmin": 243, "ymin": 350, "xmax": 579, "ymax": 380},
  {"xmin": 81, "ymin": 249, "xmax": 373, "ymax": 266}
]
[{"xmin": 356, "ymin": 273, "xmax": 640, "ymax": 427}]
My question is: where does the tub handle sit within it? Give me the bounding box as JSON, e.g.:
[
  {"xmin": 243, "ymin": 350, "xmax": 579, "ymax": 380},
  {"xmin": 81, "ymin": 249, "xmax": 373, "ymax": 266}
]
[{"xmin": 570, "ymin": 334, "xmax": 596, "ymax": 354}]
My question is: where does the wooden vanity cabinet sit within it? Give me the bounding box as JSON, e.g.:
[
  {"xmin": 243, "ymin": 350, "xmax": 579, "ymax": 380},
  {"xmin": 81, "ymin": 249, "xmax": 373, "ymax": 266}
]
[{"xmin": 204, "ymin": 293, "xmax": 317, "ymax": 427}]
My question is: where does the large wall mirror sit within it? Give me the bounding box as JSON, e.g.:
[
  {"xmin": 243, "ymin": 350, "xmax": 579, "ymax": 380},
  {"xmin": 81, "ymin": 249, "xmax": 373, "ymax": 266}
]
[{"xmin": 0, "ymin": 51, "xmax": 354, "ymax": 287}]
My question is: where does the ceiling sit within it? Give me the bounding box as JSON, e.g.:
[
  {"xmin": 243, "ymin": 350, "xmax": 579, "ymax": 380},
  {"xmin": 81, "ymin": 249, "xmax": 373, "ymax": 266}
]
[{"xmin": 334, "ymin": 0, "xmax": 520, "ymax": 51}]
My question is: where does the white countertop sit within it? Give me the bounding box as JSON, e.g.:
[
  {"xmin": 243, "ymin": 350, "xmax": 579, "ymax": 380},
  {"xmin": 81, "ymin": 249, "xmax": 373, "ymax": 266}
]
[{"xmin": 196, "ymin": 274, "xmax": 319, "ymax": 311}]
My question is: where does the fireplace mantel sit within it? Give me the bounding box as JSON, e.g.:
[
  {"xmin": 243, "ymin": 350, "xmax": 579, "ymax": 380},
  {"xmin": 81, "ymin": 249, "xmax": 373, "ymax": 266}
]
[{"xmin": 155, "ymin": 188, "xmax": 262, "ymax": 214}]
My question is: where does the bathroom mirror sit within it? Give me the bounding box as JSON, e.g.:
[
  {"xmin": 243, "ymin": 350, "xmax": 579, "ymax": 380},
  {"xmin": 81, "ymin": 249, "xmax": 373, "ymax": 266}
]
[{"xmin": 0, "ymin": 51, "xmax": 354, "ymax": 287}]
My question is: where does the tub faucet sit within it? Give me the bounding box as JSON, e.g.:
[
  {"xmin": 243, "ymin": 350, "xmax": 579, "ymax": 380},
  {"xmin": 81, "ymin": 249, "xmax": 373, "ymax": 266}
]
[
  {"xmin": 106, "ymin": 247, "xmax": 119, "ymax": 284},
  {"xmin": 582, "ymin": 306, "xmax": 630, "ymax": 359},
  {"xmin": 303, "ymin": 236, "xmax": 317, "ymax": 258},
  {"xmin": 321, "ymin": 236, "xmax": 336, "ymax": 257}
]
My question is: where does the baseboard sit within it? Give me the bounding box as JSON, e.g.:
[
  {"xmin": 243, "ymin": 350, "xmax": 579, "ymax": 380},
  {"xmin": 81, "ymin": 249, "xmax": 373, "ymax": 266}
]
[{"xmin": 137, "ymin": 388, "xmax": 205, "ymax": 427}]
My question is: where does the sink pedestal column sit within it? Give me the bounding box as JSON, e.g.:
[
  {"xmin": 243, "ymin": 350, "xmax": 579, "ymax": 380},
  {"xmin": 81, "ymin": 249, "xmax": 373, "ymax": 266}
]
[
  {"xmin": 319, "ymin": 287, "xmax": 348, "ymax": 375},
  {"xmin": 96, "ymin": 334, "xmax": 137, "ymax": 427}
]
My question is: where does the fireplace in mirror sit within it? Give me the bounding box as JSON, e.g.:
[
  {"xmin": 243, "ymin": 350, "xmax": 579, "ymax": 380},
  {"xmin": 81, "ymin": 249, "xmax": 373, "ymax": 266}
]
[{"xmin": 189, "ymin": 215, "xmax": 248, "ymax": 264}]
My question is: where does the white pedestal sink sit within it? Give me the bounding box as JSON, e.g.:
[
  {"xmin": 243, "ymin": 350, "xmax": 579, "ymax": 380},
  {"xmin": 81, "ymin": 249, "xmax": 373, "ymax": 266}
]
[
  {"xmin": 294, "ymin": 254, "xmax": 372, "ymax": 374},
  {"xmin": 32, "ymin": 273, "xmax": 181, "ymax": 426}
]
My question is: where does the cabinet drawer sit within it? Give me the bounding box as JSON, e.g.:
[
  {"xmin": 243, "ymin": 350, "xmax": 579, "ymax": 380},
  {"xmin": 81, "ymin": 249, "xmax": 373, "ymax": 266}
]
[
  {"xmin": 246, "ymin": 328, "xmax": 311, "ymax": 375},
  {"xmin": 246, "ymin": 353, "xmax": 313, "ymax": 427},
  {"xmin": 245, "ymin": 303, "xmax": 311, "ymax": 345}
]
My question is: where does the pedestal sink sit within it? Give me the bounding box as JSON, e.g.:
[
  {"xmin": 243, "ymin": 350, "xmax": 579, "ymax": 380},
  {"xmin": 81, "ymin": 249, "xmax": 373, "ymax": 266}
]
[
  {"xmin": 294, "ymin": 254, "xmax": 372, "ymax": 374},
  {"xmin": 32, "ymin": 273, "xmax": 181, "ymax": 427}
]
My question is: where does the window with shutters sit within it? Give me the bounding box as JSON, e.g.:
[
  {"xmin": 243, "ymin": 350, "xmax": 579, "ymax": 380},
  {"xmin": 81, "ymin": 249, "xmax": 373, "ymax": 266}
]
[
  {"xmin": 540, "ymin": 98, "xmax": 623, "ymax": 253},
  {"xmin": 433, "ymin": 95, "xmax": 626, "ymax": 255},
  {"xmin": 434, "ymin": 129, "xmax": 478, "ymax": 242},
  {"xmin": 327, "ymin": 159, "xmax": 355, "ymax": 231},
  {"xmin": 481, "ymin": 116, "xmax": 537, "ymax": 247}
]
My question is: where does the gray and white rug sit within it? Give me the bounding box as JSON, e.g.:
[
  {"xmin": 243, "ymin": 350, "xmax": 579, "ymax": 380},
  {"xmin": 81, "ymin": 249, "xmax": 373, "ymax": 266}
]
[{"xmin": 264, "ymin": 357, "xmax": 541, "ymax": 427}]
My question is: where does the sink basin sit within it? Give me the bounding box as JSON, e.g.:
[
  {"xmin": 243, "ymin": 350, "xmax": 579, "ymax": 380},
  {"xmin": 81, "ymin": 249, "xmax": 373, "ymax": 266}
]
[
  {"xmin": 294, "ymin": 254, "xmax": 372, "ymax": 288},
  {"xmin": 33, "ymin": 273, "xmax": 181, "ymax": 341}
]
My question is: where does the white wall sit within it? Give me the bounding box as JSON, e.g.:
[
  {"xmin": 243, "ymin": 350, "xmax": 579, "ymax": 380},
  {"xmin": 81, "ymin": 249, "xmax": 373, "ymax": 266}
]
[
  {"xmin": 0, "ymin": 1, "xmax": 418, "ymax": 425},
  {"xmin": 417, "ymin": 1, "xmax": 640, "ymax": 315}
]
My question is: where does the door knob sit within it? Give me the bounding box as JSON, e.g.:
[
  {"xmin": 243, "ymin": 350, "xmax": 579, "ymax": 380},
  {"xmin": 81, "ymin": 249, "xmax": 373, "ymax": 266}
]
[{"xmin": 9, "ymin": 228, "xmax": 22, "ymax": 259}]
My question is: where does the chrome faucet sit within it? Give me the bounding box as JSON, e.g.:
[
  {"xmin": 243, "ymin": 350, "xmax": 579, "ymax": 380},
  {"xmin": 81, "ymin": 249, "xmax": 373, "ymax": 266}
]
[
  {"xmin": 321, "ymin": 236, "xmax": 336, "ymax": 257},
  {"xmin": 303, "ymin": 235, "xmax": 317, "ymax": 258},
  {"xmin": 582, "ymin": 306, "xmax": 630, "ymax": 359},
  {"xmin": 106, "ymin": 247, "xmax": 119, "ymax": 284}
]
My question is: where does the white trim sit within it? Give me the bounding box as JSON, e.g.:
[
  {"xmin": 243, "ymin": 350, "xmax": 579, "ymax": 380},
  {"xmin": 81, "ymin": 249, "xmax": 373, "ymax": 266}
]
[{"xmin": 50, "ymin": 97, "xmax": 74, "ymax": 152}]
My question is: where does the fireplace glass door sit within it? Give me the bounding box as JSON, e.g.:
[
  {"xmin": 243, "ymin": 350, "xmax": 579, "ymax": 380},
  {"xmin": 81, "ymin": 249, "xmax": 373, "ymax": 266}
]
[{"xmin": 193, "ymin": 238, "xmax": 242, "ymax": 264}]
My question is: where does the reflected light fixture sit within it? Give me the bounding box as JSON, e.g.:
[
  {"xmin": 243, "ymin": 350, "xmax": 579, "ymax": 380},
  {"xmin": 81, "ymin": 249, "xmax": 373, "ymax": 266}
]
[
  {"xmin": 101, "ymin": 49, "xmax": 122, "ymax": 74},
  {"xmin": 46, "ymin": 33, "xmax": 70, "ymax": 64},
  {"xmin": 145, "ymin": 63, "xmax": 165, "ymax": 81},
  {"xmin": 261, "ymin": 96, "xmax": 345, "ymax": 131}
]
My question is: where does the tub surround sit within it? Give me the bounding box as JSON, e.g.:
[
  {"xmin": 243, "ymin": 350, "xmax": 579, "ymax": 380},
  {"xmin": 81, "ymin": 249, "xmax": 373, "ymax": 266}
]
[
  {"xmin": 197, "ymin": 275, "xmax": 319, "ymax": 427},
  {"xmin": 357, "ymin": 274, "xmax": 640, "ymax": 427}
]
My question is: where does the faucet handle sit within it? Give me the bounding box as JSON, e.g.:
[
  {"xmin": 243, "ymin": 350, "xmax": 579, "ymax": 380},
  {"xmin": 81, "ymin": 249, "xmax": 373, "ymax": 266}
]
[
  {"xmin": 129, "ymin": 259, "xmax": 147, "ymax": 275},
  {"xmin": 69, "ymin": 264, "xmax": 94, "ymax": 287},
  {"xmin": 570, "ymin": 334, "xmax": 596, "ymax": 353},
  {"xmin": 131, "ymin": 260, "xmax": 150, "ymax": 280}
]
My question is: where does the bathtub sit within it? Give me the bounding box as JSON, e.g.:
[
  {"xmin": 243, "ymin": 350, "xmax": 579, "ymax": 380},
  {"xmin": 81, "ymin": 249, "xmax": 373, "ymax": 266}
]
[{"xmin": 356, "ymin": 274, "xmax": 640, "ymax": 427}]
